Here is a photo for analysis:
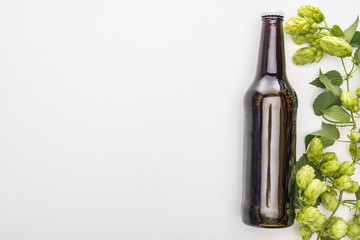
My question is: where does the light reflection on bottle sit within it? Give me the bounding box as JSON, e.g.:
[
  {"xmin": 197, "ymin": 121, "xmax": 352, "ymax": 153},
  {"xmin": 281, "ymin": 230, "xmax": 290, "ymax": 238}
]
[{"xmin": 260, "ymin": 97, "xmax": 280, "ymax": 219}]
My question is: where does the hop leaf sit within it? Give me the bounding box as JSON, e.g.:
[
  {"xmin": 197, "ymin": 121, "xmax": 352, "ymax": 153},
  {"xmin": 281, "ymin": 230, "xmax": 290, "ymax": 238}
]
[
  {"xmin": 319, "ymin": 36, "xmax": 353, "ymax": 58},
  {"xmin": 285, "ymin": 17, "xmax": 318, "ymax": 35},
  {"xmin": 298, "ymin": 5, "xmax": 325, "ymax": 23},
  {"xmin": 344, "ymin": 16, "xmax": 359, "ymax": 42}
]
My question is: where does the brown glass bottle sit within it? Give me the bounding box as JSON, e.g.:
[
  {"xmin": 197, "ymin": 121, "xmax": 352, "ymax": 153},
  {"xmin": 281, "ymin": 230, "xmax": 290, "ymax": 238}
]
[{"xmin": 241, "ymin": 11, "xmax": 297, "ymax": 228}]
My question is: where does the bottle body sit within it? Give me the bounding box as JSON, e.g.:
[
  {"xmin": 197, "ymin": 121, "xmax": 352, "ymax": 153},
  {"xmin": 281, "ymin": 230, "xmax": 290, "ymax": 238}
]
[
  {"xmin": 241, "ymin": 13, "xmax": 298, "ymax": 228},
  {"xmin": 241, "ymin": 76, "xmax": 297, "ymax": 227}
]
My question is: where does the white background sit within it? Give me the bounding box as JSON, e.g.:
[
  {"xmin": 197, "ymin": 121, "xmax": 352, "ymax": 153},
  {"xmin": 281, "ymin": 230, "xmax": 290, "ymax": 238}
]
[{"xmin": 0, "ymin": 0, "xmax": 359, "ymax": 239}]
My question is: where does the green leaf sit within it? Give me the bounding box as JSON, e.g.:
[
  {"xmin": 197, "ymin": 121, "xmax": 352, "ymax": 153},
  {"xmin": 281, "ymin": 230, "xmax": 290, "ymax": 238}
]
[
  {"xmin": 305, "ymin": 135, "xmax": 315, "ymax": 149},
  {"xmin": 344, "ymin": 16, "xmax": 359, "ymax": 42},
  {"xmin": 321, "ymin": 237, "xmax": 336, "ymax": 240},
  {"xmin": 350, "ymin": 31, "xmax": 360, "ymax": 47},
  {"xmin": 321, "ymin": 105, "xmax": 351, "ymax": 123},
  {"xmin": 318, "ymin": 70, "xmax": 342, "ymax": 96},
  {"xmin": 310, "ymin": 78, "xmax": 325, "ymax": 88},
  {"xmin": 325, "ymin": 70, "xmax": 343, "ymax": 86},
  {"xmin": 313, "ymin": 91, "xmax": 342, "ymax": 116},
  {"xmin": 354, "ymin": 47, "xmax": 360, "ymax": 65},
  {"xmin": 310, "ymin": 70, "xmax": 343, "ymax": 88},
  {"xmin": 331, "ymin": 25, "xmax": 344, "ymax": 37},
  {"xmin": 294, "ymin": 185, "xmax": 301, "ymax": 209},
  {"xmin": 296, "ymin": 154, "xmax": 310, "ymax": 171},
  {"xmin": 306, "ymin": 122, "xmax": 340, "ymax": 148},
  {"xmin": 356, "ymin": 189, "xmax": 360, "ymax": 200}
]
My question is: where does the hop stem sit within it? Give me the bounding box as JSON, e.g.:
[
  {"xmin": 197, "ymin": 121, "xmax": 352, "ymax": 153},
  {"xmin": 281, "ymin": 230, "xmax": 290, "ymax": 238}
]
[{"xmin": 316, "ymin": 191, "xmax": 344, "ymax": 240}]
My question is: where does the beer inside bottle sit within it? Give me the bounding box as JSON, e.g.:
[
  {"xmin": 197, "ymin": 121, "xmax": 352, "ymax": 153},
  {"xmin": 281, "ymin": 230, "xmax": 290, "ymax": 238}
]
[{"xmin": 241, "ymin": 11, "xmax": 297, "ymax": 228}]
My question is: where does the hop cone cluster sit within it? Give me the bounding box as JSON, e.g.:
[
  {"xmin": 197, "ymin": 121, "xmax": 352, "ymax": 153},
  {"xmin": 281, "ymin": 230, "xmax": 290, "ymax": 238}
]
[
  {"xmin": 304, "ymin": 138, "xmax": 358, "ymax": 193},
  {"xmin": 295, "ymin": 138, "xmax": 360, "ymax": 240},
  {"xmin": 285, "ymin": 5, "xmax": 354, "ymax": 65}
]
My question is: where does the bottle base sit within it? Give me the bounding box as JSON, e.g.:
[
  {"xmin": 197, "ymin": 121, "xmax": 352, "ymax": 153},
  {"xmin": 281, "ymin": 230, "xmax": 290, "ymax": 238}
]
[
  {"xmin": 242, "ymin": 220, "xmax": 293, "ymax": 229},
  {"xmin": 241, "ymin": 204, "xmax": 294, "ymax": 228}
]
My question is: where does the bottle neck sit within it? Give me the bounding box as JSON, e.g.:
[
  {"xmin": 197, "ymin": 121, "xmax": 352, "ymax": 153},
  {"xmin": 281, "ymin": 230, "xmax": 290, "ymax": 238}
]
[{"xmin": 256, "ymin": 18, "xmax": 286, "ymax": 79}]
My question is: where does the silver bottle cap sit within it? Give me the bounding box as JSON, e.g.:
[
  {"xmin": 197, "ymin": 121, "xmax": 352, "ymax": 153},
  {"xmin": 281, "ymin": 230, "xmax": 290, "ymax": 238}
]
[{"xmin": 261, "ymin": 10, "xmax": 284, "ymax": 18}]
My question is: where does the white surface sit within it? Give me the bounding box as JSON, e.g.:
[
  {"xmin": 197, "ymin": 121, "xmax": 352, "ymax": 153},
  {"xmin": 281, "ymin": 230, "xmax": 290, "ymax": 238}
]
[{"xmin": 0, "ymin": 0, "xmax": 359, "ymax": 239}]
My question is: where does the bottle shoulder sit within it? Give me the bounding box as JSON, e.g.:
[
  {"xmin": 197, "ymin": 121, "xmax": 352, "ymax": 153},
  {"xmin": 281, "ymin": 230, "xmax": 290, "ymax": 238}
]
[
  {"xmin": 244, "ymin": 76, "xmax": 298, "ymax": 108},
  {"xmin": 246, "ymin": 75, "xmax": 297, "ymax": 98}
]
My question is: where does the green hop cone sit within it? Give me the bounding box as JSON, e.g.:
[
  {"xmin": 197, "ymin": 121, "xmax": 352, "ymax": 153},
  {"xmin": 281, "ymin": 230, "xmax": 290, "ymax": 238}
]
[
  {"xmin": 334, "ymin": 175, "xmax": 353, "ymax": 190},
  {"xmin": 285, "ymin": 17, "xmax": 318, "ymax": 35},
  {"xmin": 323, "ymin": 152, "xmax": 338, "ymax": 162},
  {"xmin": 345, "ymin": 180, "xmax": 360, "ymax": 193},
  {"xmin": 357, "ymin": 200, "xmax": 360, "ymax": 210},
  {"xmin": 325, "ymin": 217, "xmax": 348, "ymax": 239},
  {"xmin": 315, "ymin": 49, "xmax": 323, "ymax": 62},
  {"xmin": 355, "ymin": 215, "xmax": 360, "ymax": 225},
  {"xmin": 319, "ymin": 36, "xmax": 353, "ymax": 58},
  {"xmin": 356, "ymin": 86, "xmax": 360, "ymax": 98},
  {"xmin": 292, "ymin": 33, "xmax": 316, "ymax": 45},
  {"xmin": 304, "ymin": 179, "xmax": 327, "ymax": 205},
  {"xmin": 292, "ymin": 47, "xmax": 319, "ymax": 65},
  {"xmin": 296, "ymin": 206, "xmax": 326, "ymax": 232},
  {"xmin": 340, "ymin": 91, "xmax": 359, "ymax": 111},
  {"xmin": 304, "ymin": 198, "xmax": 317, "ymax": 206},
  {"xmin": 335, "ymin": 161, "xmax": 355, "ymax": 178},
  {"xmin": 292, "ymin": 35, "xmax": 307, "ymax": 45},
  {"xmin": 350, "ymin": 143, "xmax": 360, "ymax": 161},
  {"xmin": 307, "ymin": 137, "xmax": 323, "ymax": 165},
  {"xmin": 321, "ymin": 190, "xmax": 338, "ymax": 211},
  {"xmin": 298, "ymin": 5, "xmax": 325, "ymax": 23},
  {"xmin": 349, "ymin": 131, "xmax": 360, "ymax": 142},
  {"xmin": 296, "ymin": 165, "xmax": 316, "ymax": 190},
  {"xmin": 347, "ymin": 220, "xmax": 360, "ymax": 238},
  {"xmin": 320, "ymin": 159, "xmax": 340, "ymax": 176},
  {"xmin": 299, "ymin": 225, "xmax": 313, "ymax": 240},
  {"xmin": 311, "ymin": 32, "xmax": 331, "ymax": 48}
]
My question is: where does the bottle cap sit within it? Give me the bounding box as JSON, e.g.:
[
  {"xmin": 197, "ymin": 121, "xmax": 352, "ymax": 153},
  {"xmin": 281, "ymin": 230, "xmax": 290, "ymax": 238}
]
[{"xmin": 261, "ymin": 10, "xmax": 284, "ymax": 18}]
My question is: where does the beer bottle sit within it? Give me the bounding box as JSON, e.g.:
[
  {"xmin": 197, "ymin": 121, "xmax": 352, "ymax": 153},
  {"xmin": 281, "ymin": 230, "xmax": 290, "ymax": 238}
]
[{"xmin": 241, "ymin": 10, "xmax": 298, "ymax": 228}]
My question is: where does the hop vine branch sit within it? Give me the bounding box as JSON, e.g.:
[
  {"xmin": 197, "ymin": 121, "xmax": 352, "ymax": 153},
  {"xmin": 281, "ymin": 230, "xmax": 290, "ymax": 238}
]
[{"xmin": 285, "ymin": 5, "xmax": 360, "ymax": 240}]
